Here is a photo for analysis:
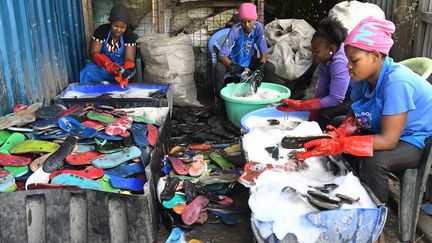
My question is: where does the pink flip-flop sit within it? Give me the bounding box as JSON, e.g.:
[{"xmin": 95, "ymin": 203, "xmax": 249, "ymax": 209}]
[
  {"xmin": 189, "ymin": 154, "xmax": 206, "ymax": 177},
  {"xmin": 181, "ymin": 195, "xmax": 209, "ymax": 225},
  {"xmin": 147, "ymin": 124, "xmax": 158, "ymax": 147},
  {"xmin": 105, "ymin": 116, "xmax": 133, "ymax": 136},
  {"xmin": 168, "ymin": 157, "xmax": 189, "ymax": 175}
]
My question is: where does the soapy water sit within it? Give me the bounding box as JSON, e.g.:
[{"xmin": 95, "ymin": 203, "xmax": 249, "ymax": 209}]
[{"xmin": 232, "ymin": 87, "xmax": 282, "ymax": 100}]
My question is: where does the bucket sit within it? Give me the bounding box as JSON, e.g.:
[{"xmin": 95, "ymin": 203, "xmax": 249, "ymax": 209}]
[{"xmin": 220, "ymin": 82, "xmax": 291, "ymax": 127}]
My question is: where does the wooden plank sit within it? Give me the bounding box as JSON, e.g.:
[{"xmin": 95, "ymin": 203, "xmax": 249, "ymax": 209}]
[
  {"xmin": 81, "ymin": 0, "xmax": 93, "ymax": 54},
  {"xmin": 421, "ymin": 11, "xmax": 432, "ymax": 23},
  {"xmin": 158, "ymin": 0, "xmax": 165, "ymax": 33},
  {"xmin": 414, "ymin": 0, "xmax": 430, "ymax": 56}
]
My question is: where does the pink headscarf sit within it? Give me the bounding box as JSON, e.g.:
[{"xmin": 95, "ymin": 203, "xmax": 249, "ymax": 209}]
[
  {"xmin": 239, "ymin": 3, "xmax": 258, "ymax": 21},
  {"xmin": 345, "ymin": 16, "xmax": 395, "ymax": 55}
]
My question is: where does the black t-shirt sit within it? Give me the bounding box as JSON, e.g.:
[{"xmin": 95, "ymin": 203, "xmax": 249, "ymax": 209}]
[{"xmin": 92, "ymin": 24, "xmax": 136, "ymax": 53}]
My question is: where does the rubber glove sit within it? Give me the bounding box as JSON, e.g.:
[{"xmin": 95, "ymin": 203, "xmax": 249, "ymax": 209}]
[
  {"xmin": 92, "ymin": 53, "xmax": 121, "ymax": 75},
  {"xmin": 228, "ymin": 62, "xmax": 245, "ymax": 74},
  {"xmin": 296, "ymin": 135, "xmax": 373, "ymax": 160},
  {"xmin": 115, "ymin": 61, "xmax": 135, "ymax": 88},
  {"xmin": 325, "ymin": 116, "xmax": 361, "ymax": 138},
  {"xmin": 276, "ymin": 98, "xmax": 321, "ymax": 112}
]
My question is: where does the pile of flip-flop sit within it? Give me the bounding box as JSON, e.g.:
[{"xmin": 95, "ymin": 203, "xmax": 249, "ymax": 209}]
[
  {"xmin": 157, "ymin": 106, "xmax": 248, "ymax": 231},
  {"xmin": 0, "ymin": 102, "xmax": 159, "ymax": 194}
]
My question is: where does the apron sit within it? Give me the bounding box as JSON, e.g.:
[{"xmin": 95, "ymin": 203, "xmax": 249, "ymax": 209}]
[
  {"xmin": 351, "ymin": 57, "xmax": 391, "ymax": 133},
  {"xmin": 80, "ymin": 30, "xmax": 125, "ymax": 84}
]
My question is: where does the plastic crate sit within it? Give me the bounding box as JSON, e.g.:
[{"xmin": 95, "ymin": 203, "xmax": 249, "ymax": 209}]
[
  {"xmin": 54, "ymin": 83, "xmax": 172, "ymax": 109},
  {"xmin": 0, "ymin": 109, "xmax": 170, "ymax": 243}
]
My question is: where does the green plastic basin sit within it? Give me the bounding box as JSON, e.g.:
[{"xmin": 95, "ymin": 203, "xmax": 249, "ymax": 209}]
[{"xmin": 220, "ymin": 82, "xmax": 291, "ymax": 127}]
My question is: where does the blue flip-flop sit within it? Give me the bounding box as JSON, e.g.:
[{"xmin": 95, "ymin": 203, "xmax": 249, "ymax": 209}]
[
  {"xmin": 95, "ymin": 130, "xmax": 123, "ymax": 141},
  {"xmin": 208, "ymin": 209, "xmax": 237, "ymax": 225},
  {"xmin": 131, "ymin": 123, "xmax": 149, "ymax": 147},
  {"xmin": 109, "ymin": 174, "xmax": 145, "ymax": 191},
  {"xmin": 35, "ymin": 129, "xmax": 70, "ymax": 140},
  {"xmin": 58, "ymin": 117, "xmax": 97, "ymax": 138},
  {"xmin": 105, "ymin": 163, "xmax": 145, "ymax": 177},
  {"xmin": 165, "ymin": 227, "xmax": 184, "ymax": 243},
  {"xmin": 421, "ymin": 203, "xmax": 432, "ymax": 215}
]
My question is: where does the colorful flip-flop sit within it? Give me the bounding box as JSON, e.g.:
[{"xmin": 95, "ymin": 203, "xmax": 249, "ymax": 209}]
[
  {"xmin": 56, "ymin": 105, "xmax": 82, "ymax": 119},
  {"xmin": 0, "ymin": 174, "xmax": 16, "ymax": 192},
  {"xmin": 208, "ymin": 209, "xmax": 237, "ymax": 225},
  {"xmin": 42, "ymin": 136, "xmax": 78, "ymax": 173},
  {"xmin": 160, "ymin": 177, "xmax": 181, "ymax": 201},
  {"xmin": 34, "ymin": 129, "xmax": 70, "ymax": 140},
  {"xmin": 168, "ymin": 157, "xmax": 189, "ymax": 176},
  {"xmin": 109, "ymin": 175, "xmax": 145, "ymax": 191},
  {"xmin": 87, "ymin": 110, "xmax": 117, "ymax": 124},
  {"xmin": 165, "ymin": 227, "xmax": 184, "ymax": 243},
  {"xmin": 51, "ymin": 174, "xmax": 103, "ymax": 191},
  {"xmin": 10, "ymin": 139, "xmax": 60, "ymax": 154},
  {"xmin": 97, "ymin": 175, "xmax": 121, "ymax": 193},
  {"xmin": 92, "ymin": 146, "xmax": 141, "ymax": 169},
  {"xmin": 0, "ymin": 130, "xmax": 12, "ymax": 145},
  {"xmin": 209, "ymin": 151, "xmax": 235, "ymax": 170},
  {"xmin": 131, "ymin": 123, "xmax": 149, "ymax": 147},
  {"xmin": 421, "ymin": 203, "xmax": 432, "ymax": 216},
  {"xmin": 181, "ymin": 195, "xmax": 209, "ymax": 225},
  {"xmin": 105, "ymin": 116, "xmax": 133, "ymax": 136},
  {"xmin": 35, "ymin": 104, "xmax": 66, "ymax": 119},
  {"xmin": 162, "ymin": 193, "xmax": 187, "ymax": 209},
  {"xmin": 104, "ymin": 162, "xmax": 145, "ymax": 178},
  {"xmin": 0, "ymin": 153, "xmax": 32, "ymax": 166},
  {"xmin": 65, "ymin": 150, "xmax": 106, "ymax": 166},
  {"xmin": 81, "ymin": 120, "xmax": 105, "ymax": 130},
  {"xmin": 49, "ymin": 166, "xmax": 104, "ymax": 180},
  {"xmin": 4, "ymin": 165, "xmax": 29, "ymax": 177},
  {"xmin": 29, "ymin": 152, "xmax": 53, "ymax": 172},
  {"xmin": 147, "ymin": 124, "xmax": 158, "ymax": 147},
  {"xmin": 0, "ymin": 167, "xmax": 10, "ymax": 178},
  {"xmin": 189, "ymin": 154, "xmax": 206, "ymax": 177},
  {"xmin": 95, "ymin": 131, "xmax": 123, "ymax": 141},
  {"xmin": 25, "ymin": 166, "xmax": 51, "ymax": 189},
  {"xmin": 58, "ymin": 117, "xmax": 97, "ymax": 139},
  {"xmin": 29, "ymin": 118, "xmax": 58, "ymax": 130},
  {"xmin": 0, "ymin": 132, "xmax": 26, "ymax": 153},
  {"xmin": 128, "ymin": 115, "xmax": 156, "ymax": 124}
]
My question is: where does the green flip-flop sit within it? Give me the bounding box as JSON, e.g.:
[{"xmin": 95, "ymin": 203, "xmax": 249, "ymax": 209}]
[
  {"xmin": 4, "ymin": 165, "xmax": 29, "ymax": 177},
  {"xmin": 10, "ymin": 140, "xmax": 60, "ymax": 154},
  {"xmin": 0, "ymin": 130, "xmax": 11, "ymax": 145},
  {"xmin": 87, "ymin": 111, "xmax": 117, "ymax": 124},
  {"xmin": 1, "ymin": 183, "xmax": 17, "ymax": 193},
  {"xmin": 162, "ymin": 193, "xmax": 186, "ymax": 209},
  {"xmin": 97, "ymin": 175, "xmax": 121, "ymax": 193},
  {"xmin": 209, "ymin": 151, "xmax": 235, "ymax": 170},
  {"xmin": 0, "ymin": 132, "xmax": 26, "ymax": 153},
  {"xmin": 128, "ymin": 115, "xmax": 156, "ymax": 124}
]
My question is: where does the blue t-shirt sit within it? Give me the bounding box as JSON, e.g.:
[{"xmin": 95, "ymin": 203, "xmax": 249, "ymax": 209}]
[
  {"xmin": 350, "ymin": 58, "xmax": 432, "ymax": 148},
  {"xmin": 218, "ymin": 22, "xmax": 268, "ymax": 67}
]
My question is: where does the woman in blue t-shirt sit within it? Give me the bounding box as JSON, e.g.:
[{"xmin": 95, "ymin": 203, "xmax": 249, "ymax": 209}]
[
  {"xmin": 295, "ymin": 16, "xmax": 432, "ymax": 203},
  {"xmin": 79, "ymin": 3, "xmax": 136, "ymax": 87}
]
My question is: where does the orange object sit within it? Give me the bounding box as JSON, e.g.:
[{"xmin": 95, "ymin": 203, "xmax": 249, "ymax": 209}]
[
  {"xmin": 169, "ymin": 145, "xmax": 182, "ymax": 155},
  {"xmin": 173, "ymin": 202, "xmax": 186, "ymax": 214},
  {"xmin": 189, "ymin": 144, "xmax": 211, "ymax": 150}
]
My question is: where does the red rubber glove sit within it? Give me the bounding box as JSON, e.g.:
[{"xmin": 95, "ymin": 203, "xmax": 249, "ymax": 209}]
[
  {"xmin": 296, "ymin": 135, "xmax": 374, "ymax": 160},
  {"xmin": 115, "ymin": 61, "xmax": 135, "ymax": 88},
  {"xmin": 92, "ymin": 53, "xmax": 121, "ymax": 75},
  {"xmin": 325, "ymin": 116, "xmax": 361, "ymax": 138},
  {"xmin": 276, "ymin": 98, "xmax": 321, "ymax": 112}
]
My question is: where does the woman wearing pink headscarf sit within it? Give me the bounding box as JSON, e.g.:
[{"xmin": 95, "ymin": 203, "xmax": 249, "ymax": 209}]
[
  {"xmin": 214, "ymin": 3, "xmax": 275, "ymax": 100},
  {"xmin": 294, "ymin": 16, "xmax": 432, "ymax": 203}
]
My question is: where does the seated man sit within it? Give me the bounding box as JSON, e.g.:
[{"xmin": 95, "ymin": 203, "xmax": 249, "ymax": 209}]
[{"xmin": 214, "ymin": 3, "xmax": 275, "ymax": 104}]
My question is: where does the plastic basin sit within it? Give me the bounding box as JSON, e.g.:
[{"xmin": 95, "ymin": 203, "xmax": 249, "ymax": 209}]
[
  {"xmin": 220, "ymin": 82, "xmax": 291, "ymax": 127},
  {"xmin": 240, "ymin": 107, "xmax": 309, "ymax": 132}
]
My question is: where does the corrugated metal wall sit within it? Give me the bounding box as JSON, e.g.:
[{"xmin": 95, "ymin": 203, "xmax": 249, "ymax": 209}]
[{"xmin": 0, "ymin": 0, "xmax": 86, "ymax": 116}]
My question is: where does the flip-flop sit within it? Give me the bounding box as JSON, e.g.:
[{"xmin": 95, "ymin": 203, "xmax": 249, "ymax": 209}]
[
  {"xmin": 0, "ymin": 130, "xmax": 11, "ymax": 145},
  {"xmin": 281, "ymin": 134, "xmax": 333, "ymax": 149},
  {"xmin": 0, "ymin": 132, "xmax": 26, "ymax": 153},
  {"xmin": 162, "ymin": 193, "xmax": 187, "ymax": 209},
  {"xmin": 223, "ymin": 144, "xmax": 241, "ymax": 155},
  {"xmin": 181, "ymin": 195, "xmax": 209, "ymax": 225},
  {"xmin": 92, "ymin": 146, "xmax": 141, "ymax": 169},
  {"xmin": 58, "ymin": 117, "xmax": 97, "ymax": 139},
  {"xmin": 1, "ymin": 182, "xmax": 17, "ymax": 192},
  {"xmin": 0, "ymin": 167, "xmax": 10, "ymax": 178},
  {"xmin": 0, "ymin": 174, "xmax": 16, "ymax": 192},
  {"xmin": 189, "ymin": 144, "xmax": 211, "ymax": 150},
  {"xmin": 165, "ymin": 227, "xmax": 184, "ymax": 243},
  {"xmin": 42, "ymin": 136, "xmax": 78, "ymax": 173},
  {"xmin": 131, "ymin": 123, "xmax": 149, "ymax": 147},
  {"xmin": 29, "ymin": 152, "xmax": 53, "ymax": 172},
  {"xmin": 209, "ymin": 152, "xmax": 235, "ymax": 170},
  {"xmin": 26, "ymin": 183, "xmax": 80, "ymax": 190},
  {"xmin": 75, "ymin": 144, "xmax": 96, "ymax": 153},
  {"xmin": 109, "ymin": 174, "xmax": 145, "ymax": 191},
  {"xmin": 105, "ymin": 116, "xmax": 133, "ymax": 136},
  {"xmin": 66, "ymin": 150, "xmax": 106, "ymax": 166},
  {"xmin": 197, "ymin": 174, "xmax": 238, "ymax": 186},
  {"xmin": 208, "ymin": 209, "xmax": 237, "ymax": 225},
  {"xmin": 4, "ymin": 165, "xmax": 29, "ymax": 177},
  {"xmin": 0, "ymin": 104, "xmax": 41, "ymax": 130},
  {"xmin": 87, "ymin": 110, "xmax": 117, "ymax": 124},
  {"xmin": 195, "ymin": 211, "xmax": 208, "ymax": 224},
  {"xmin": 160, "ymin": 177, "xmax": 181, "ymax": 201},
  {"xmin": 172, "ymin": 202, "xmax": 187, "ymax": 215},
  {"xmin": 105, "ymin": 162, "xmax": 145, "ymax": 178},
  {"xmin": 128, "ymin": 114, "xmax": 156, "ymax": 124},
  {"xmin": 35, "ymin": 104, "xmax": 66, "ymax": 119},
  {"xmin": 49, "ymin": 166, "xmax": 104, "ymax": 180},
  {"xmin": 25, "ymin": 166, "xmax": 51, "ymax": 189},
  {"xmin": 95, "ymin": 140, "xmax": 126, "ymax": 154},
  {"xmin": 29, "ymin": 118, "xmax": 58, "ymax": 130},
  {"xmin": 13, "ymin": 104, "xmax": 28, "ymax": 113},
  {"xmin": 10, "ymin": 139, "xmax": 60, "ymax": 154},
  {"xmin": 421, "ymin": 203, "xmax": 432, "ymax": 216},
  {"xmin": 56, "ymin": 105, "xmax": 82, "ymax": 119},
  {"xmin": 95, "ymin": 131, "xmax": 123, "ymax": 141},
  {"xmin": 189, "ymin": 154, "xmax": 206, "ymax": 177},
  {"xmin": 81, "ymin": 120, "xmax": 105, "ymax": 130},
  {"xmin": 97, "ymin": 175, "xmax": 121, "ymax": 193},
  {"xmin": 0, "ymin": 152, "xmax": 32, "ymax": 166},
  {"xmin": 168, "ymin": 157, "xmax": 189, "ymax": 175},
  {"xmin": 140, "ymin": 146, "xmax": 151, "ymax": 168},
  {"xmin": 147, "ymin": 124, "xmax": 158, "ymax": 147},
  {"xmin": 51, "ymin": 174, "xmax": 103, "ymax": 191},
  {"xmin": 34, "ymin": 129, "xmax": 70, "ymax": 140}
]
